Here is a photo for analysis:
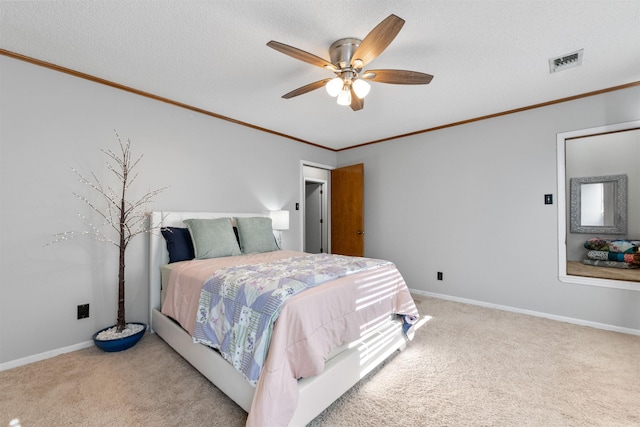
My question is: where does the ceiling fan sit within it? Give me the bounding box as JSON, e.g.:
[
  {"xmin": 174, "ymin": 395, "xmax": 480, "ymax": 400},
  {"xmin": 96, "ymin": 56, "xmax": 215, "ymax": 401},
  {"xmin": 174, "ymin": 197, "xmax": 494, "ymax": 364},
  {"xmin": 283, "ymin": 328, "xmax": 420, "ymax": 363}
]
[{"xmin": 267, "ymin": 14, "xmax": 433, "ymax": 111}]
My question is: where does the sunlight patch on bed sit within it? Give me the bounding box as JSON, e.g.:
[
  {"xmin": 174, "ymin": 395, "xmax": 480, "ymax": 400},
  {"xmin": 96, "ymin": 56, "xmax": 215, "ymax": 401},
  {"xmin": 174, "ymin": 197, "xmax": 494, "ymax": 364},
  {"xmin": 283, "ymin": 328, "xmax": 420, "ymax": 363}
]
[
  {"xmin": 353, "ymin": 269, "xmax": 401, "ymax": 310},
  {"xmin": 356, "ymin": 313, "xmax": 391, "ymax": 336},
  {"xmin": 397, "ymin": 298, "xmax": 419, "ymax": 313}
]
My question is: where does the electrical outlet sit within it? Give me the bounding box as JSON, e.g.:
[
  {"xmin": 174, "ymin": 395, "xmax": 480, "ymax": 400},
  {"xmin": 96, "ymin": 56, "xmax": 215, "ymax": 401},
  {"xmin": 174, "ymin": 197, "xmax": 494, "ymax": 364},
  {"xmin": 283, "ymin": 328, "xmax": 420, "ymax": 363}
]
[
  {"xmin": 544, "ymin": 194, "xmax": 553, "ymax": 205},
  {"xmin": 77, "ymin": 304, "xmax": 90, "ymax": 319},
  {"xmin": 437, "ymin": 272, "xmax": 443, "ymax": 281}
]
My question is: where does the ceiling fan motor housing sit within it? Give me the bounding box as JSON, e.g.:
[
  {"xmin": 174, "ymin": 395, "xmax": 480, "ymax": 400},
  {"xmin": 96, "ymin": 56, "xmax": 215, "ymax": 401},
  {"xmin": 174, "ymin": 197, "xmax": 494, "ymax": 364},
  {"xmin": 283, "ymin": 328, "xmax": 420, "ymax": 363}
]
[{"xmin": 329, "ymin": 38, "xmax": 362, "ymax": 69}]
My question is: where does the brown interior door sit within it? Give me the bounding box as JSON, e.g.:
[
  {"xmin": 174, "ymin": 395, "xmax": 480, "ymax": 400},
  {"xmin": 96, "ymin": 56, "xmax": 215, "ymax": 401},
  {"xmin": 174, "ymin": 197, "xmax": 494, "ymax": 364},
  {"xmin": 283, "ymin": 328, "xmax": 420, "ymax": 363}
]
[{"xmin": 331, "ymin": 163, "xmax": 364, "ymax": 256}]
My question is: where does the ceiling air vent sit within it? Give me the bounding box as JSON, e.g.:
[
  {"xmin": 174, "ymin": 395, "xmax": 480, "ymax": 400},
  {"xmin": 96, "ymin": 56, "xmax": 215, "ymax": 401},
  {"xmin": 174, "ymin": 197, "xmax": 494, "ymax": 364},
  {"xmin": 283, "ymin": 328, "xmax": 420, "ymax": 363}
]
[{"xmin": 549, "ymin": 49, "xmax": 584, "ymax": 73}]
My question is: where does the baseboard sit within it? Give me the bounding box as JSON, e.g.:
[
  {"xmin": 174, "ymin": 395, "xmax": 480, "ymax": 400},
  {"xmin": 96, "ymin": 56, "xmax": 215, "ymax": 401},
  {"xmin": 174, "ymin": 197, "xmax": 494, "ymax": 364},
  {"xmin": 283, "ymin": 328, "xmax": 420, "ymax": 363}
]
[
  {"xmin": 5, "ymin": 290, "xmax": 637, "ymax": 371},
  {"xmin": 0, "ymin": 340, "xmax": 94, "ymax": 372},
  {"xmin": 411, "ymin": 289, "xmax": 640, "ymax": 337}
]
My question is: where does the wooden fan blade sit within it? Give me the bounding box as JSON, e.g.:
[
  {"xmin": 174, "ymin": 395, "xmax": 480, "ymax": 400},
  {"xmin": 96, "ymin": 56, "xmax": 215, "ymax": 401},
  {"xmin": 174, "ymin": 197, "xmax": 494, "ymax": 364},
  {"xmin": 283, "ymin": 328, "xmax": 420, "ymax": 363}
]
[
  {"xmin": 282, "ymin": 78, "xmax": 333, "ymax": 99},
  {"xmin": 350, "ymin": 14, "xmax": 405, "ymax": 68},
  {"xmin": 267, "ymin": 41, "xmax": 337, "ymax": 71},
  {"xmin": 363, "ymin": 69, "xmax": 434, "ymax": 85},
  {"xmin": 350, "ymin": 86, "xmax": 364, "ymax": 111}
]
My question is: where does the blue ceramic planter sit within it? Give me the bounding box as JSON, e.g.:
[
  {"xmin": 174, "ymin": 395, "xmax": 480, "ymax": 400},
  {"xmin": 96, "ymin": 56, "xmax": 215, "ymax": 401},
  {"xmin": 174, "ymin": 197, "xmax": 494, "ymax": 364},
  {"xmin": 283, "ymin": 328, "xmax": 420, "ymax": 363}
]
[{"xmin": 92, "ymin": 322, "xmax": 147, "ymax": 352}]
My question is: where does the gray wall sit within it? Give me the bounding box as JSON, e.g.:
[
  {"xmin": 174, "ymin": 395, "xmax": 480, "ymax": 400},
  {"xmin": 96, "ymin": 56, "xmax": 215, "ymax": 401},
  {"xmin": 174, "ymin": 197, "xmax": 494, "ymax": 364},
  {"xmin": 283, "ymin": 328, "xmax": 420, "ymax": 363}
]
[
  {"xmin": 0, "ymin": 56, "xmax": 335, "ymax": 364},
  {"xmin": 337, "ymin": 85, "xmax": 640, "ymax": 331},
  {"xmin": 2, "ymin": 53, "xmax": 639, "ymax": 366}
]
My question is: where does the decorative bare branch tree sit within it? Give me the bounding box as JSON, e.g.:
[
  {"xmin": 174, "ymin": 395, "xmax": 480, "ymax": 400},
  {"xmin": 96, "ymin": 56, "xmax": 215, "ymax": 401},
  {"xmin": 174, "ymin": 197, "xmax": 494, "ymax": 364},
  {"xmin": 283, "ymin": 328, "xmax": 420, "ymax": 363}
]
[{"xmin": 50, "ymin": 131, "xmax": 167, "ymax": 333}]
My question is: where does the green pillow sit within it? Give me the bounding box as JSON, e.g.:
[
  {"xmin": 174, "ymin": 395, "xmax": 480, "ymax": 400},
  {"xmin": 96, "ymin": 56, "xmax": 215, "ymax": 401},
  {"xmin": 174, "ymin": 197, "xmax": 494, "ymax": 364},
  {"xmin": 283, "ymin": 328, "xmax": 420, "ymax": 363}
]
[
  {"xmin": 236, "ymin": 217, "xmax": 279, "ymax": 254},
  {"xmin": 183, "ymin": 218, "xmax": 241, "ymax": 259}
]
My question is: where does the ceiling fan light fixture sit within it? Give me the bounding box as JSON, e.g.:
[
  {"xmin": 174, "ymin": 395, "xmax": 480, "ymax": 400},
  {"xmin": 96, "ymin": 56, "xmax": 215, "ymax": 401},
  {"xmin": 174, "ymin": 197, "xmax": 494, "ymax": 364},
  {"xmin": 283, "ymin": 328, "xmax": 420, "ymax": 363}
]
[
  {"xmin": 352, "ymin": 79, "xmax": 371, "ymax": 99},
  {"xmin": 268, "ymin": 15, "xmax": 433, "ymax": 111},
  {"xmin": 336, "ymin": 86, "xmax": 351, "ymax": 106},
  {"xmin": 326, "ymin": 77, "xmax": 343, "ymax": 97}
]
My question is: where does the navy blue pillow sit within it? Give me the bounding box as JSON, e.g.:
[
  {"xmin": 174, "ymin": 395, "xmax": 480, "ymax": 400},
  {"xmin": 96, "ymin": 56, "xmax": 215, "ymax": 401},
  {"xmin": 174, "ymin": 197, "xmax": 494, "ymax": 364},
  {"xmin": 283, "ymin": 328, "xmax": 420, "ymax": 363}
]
[{"xmin": 161, "ymin": 227, "xmax": 195, "ymax": 263}]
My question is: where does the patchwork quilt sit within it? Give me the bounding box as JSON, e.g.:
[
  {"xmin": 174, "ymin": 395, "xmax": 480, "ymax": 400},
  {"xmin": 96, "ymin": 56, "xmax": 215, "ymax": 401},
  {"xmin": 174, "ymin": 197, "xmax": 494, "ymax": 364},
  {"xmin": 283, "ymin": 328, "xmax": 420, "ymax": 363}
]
[
  {"xmin": 582, "ymin": 238, "xmax": 640, "ymax": 269},
  {"xmin": 192, "ymin": 253, "xmax": 396, "ymax": 385},
  {"xmin": 582, "ymin": 259, "xmax": 640, "ymax": 269},
  {"xmin": 586, "ymin": 250, "xmax": 640, "ymax": 264},
  {"xmin": 584, "ymin": 238, "xmax": 640, "ymax": 253}
]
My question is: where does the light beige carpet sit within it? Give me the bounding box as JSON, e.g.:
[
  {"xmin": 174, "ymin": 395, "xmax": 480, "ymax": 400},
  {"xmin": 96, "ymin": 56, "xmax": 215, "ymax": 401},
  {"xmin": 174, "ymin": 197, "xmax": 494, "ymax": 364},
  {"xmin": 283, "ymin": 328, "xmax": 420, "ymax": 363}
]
[{"xmin": 2, "ymin": 296, "xmax": 639, "ymax": 426}]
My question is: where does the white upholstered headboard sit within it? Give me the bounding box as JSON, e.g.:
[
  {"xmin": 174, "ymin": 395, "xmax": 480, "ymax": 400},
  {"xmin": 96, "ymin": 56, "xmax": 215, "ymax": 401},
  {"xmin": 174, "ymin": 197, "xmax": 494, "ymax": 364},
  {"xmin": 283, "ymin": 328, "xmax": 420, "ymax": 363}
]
[{"xmin": 148, "ymin": 211, "xmax": 268, "ymax": 327}]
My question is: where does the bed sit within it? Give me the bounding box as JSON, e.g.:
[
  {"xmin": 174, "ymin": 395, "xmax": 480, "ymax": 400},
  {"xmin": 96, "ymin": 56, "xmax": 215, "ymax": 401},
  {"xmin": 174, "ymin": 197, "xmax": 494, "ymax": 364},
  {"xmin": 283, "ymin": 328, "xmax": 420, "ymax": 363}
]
[{"xmin": 148, "ymin": 211, "xmax": 419, "ymax": 426}]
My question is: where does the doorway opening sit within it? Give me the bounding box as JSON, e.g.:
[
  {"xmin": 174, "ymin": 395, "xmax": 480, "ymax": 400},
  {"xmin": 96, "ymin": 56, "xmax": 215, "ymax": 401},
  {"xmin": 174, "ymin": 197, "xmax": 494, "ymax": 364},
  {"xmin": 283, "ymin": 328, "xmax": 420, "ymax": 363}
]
[
  {"xmin": 302, "ymin": 163, "xmax": 331, "ymax": 254},
  {"xmin": 305, "ymin": 180, "xmax": 328, "ymax": 253},
  {"xmin": 300, "ymin": 162, "xmax": 365, "ymax": 256}
]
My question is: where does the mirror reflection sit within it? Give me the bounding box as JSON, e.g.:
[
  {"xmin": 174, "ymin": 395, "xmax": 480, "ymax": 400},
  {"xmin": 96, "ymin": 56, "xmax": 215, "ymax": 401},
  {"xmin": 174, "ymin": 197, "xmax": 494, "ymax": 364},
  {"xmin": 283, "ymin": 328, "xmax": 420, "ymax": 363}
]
[
  {"xmin": 559, "ymin": 124, "xmax": 640, "ymax": 286},
  {"xmin": 570, "ymin": 174, "xmax": 627, "ymax": 234},
  {"xmin": 581, "ymin": 183, "xmax": 610, "ymax": 226}
]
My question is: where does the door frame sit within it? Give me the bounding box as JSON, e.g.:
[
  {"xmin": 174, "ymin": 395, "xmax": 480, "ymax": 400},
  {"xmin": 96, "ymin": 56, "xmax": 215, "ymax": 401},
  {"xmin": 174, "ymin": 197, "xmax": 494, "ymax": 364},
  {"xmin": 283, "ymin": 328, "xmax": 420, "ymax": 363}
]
[{"xmin": 300, "ymin": 161, "xmax": 334, "ymax": 253}]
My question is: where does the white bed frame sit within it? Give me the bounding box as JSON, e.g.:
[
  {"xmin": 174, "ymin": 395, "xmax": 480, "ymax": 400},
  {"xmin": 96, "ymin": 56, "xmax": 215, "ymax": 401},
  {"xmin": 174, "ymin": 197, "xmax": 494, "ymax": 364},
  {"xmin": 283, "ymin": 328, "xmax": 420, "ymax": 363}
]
[{"xmin": 148, "ymin": 211, "xmax": 407, "ymax": 426}]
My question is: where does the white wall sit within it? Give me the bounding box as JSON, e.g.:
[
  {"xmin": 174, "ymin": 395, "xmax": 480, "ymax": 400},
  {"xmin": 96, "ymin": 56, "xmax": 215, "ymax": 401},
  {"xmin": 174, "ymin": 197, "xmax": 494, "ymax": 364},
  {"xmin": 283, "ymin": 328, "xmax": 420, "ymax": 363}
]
[
  {"xmin": 0, "ymin": 56, "xmax": 336, "ymax": 364},
  {"xmin": 337, "ymin": 86, "xmax": 640, "ymax": 331}
]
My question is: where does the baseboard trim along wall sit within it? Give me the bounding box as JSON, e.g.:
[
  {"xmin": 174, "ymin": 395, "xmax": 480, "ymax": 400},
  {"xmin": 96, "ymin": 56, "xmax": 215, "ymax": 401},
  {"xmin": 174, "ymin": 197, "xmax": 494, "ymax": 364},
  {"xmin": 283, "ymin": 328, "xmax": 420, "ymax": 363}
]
[
  {"xmin": 411, "ymin": 289, "xmax": 640, "ymax": 337},
  {"xmin": 3, "ymin": 291, "xmax": 639, "ymax": 371},
  {"xmin": 0, "ymin": 340, "xmax": 94, "ymax": 372}
]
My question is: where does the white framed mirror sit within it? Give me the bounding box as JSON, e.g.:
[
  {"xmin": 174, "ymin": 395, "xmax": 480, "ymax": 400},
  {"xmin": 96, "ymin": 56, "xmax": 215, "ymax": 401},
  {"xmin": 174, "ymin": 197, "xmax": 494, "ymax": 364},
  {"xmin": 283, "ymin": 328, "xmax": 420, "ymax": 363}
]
[{"xmin": 557, "ymin": 120, "xmax": 640, "ymax": 290}]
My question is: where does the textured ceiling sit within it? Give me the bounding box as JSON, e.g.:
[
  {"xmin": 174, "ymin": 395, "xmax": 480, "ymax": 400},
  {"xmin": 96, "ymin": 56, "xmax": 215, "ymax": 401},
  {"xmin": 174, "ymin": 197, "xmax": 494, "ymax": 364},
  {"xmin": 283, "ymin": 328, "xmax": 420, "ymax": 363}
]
[{"xmin": 1, "ymin": 1, "xmax": 639, "ymax": 150}]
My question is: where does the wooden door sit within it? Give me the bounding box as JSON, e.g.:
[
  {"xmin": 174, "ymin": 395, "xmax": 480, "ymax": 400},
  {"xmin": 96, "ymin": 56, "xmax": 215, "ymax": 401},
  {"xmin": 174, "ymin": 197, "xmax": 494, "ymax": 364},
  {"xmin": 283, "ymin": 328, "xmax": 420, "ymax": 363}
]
[{"xmin": 331, "ymin": 163, "xmax": 364, "ymax": 256}]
